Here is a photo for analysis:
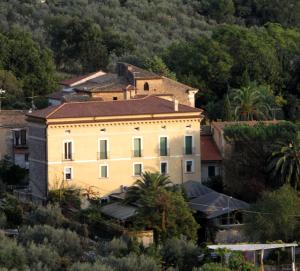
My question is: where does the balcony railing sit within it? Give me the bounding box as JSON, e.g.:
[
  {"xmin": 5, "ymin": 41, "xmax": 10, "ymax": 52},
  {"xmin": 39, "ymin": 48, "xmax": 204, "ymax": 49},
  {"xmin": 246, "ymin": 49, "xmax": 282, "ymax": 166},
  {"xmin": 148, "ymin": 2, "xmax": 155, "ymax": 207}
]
[
  {"xmin": 183, "ymin": 147, "xmax": 196, "ymax": 155},
  {"xmin": 97, "ymin": 151, "xmax": 109, "ymax": 160},
  {"xmin": 62, "ymin": 153, "xmax": 74, "ymax": 161}
]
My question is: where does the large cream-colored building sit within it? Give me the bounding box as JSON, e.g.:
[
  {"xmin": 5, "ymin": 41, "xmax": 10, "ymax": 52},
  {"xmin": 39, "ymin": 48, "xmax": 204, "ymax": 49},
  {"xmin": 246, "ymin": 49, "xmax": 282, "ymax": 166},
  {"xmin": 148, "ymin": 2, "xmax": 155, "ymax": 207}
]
[{"xmin": 27, "ymin": 96, "xmax": 202, "ymax": 199}]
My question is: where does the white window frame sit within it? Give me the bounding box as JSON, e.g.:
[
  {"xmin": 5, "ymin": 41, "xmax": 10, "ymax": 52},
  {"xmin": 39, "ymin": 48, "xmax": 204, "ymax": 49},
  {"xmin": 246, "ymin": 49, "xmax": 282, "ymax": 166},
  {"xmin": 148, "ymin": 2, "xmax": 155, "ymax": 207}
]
[
  {"xmin": 133, "ymin": 162, "xmax": 143, "ymax": 176},
  {"xmin": 185, "ymin": 159, "xmax": 194, "ymax": 173},
  {"xmin": 64, "ymin": 166, "xmax": 73, "ymax": 180},
  {"xmin": 159, "ymin": 135, "xmax": 169, "ymax": 156},
  {"xmin": 160, "ymin": 161, "xmax": 168, "ymax": 175},
  {"xmin": 132, "ymin": 136, "xmax": 143, "ymax": 157},
  {"xmin": 98, "ymin": 137, "xmax": 109, "ymax": 159},
  {"xmin": 99, "ymin": 164, "xmax": 109, "ymax": 179},
  {"xmin": 63, "ymin": 139, "xmax": 74, "ymax": 160},
  {"xmin": 184, "ymin": 134, "xmax": 194, "ymax": 154}
]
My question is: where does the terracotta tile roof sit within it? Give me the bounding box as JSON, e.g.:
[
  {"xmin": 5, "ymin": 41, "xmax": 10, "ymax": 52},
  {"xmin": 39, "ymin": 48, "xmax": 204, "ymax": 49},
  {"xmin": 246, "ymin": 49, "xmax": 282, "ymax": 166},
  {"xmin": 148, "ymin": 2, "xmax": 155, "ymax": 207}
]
[
  {"xmin": 0, "ymin": 110, "xmax": 27, "ymax": 128},
  {"xmin": 60, "ymin": 71, "xmax": 106, "ymax": 86},
  {"xmin": 201, "ymin": 135, "xmax": 222, "ymax": 161},
  {"xmin": 27, "ymin": 95, "xmax": 202, "ymax": 120},
  {"xmin": 120, "ymin": 62, "xmax": 161, "ymax": 79},
  {"xmin": 212, "ymin": 120, "xmax": 280, "ymax": 132}
]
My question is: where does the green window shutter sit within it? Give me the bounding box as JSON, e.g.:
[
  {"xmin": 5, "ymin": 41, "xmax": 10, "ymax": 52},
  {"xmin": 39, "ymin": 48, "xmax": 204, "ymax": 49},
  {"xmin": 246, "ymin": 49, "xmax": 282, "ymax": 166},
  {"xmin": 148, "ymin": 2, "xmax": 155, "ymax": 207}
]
[
  {"xmin": 101, "ymin": 165, "xmax": 107, "ymax": 178},
  {"xmin": 134, "ymin": 138, "xmax": 141, "ymax": 157},
  {"xmin": 134, "ymin": 164, "xmax": 142, "ymax": 175},
  {"xmin": 160, "ymin": 137, "xmax": 167, "ymax": 156},
  {"xmin": 100, "ymin": 140, "xmax": 107, "ymax": 159},
  {"xmin": 185, "ymin": 136, "xmax": 192, "ymax": 154}
]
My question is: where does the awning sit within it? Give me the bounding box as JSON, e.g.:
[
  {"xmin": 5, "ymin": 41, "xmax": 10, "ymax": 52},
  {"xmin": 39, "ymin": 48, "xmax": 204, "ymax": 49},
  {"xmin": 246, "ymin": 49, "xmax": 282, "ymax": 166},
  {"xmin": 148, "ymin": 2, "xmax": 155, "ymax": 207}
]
[
  {"xmin": 208, "ymin": 243, "xmax": 297, "ymax": 251},
  {"xmin": 101, "ymin": 202, "xmax": 137, "ymax": 221}
]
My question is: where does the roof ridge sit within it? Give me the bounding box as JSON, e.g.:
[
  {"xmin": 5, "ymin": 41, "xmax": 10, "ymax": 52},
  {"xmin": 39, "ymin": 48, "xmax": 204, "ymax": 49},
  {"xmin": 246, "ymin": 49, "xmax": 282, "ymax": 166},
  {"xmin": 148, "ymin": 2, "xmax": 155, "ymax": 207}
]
[
  {"xmin": 46, "ymin": 103, "xmax": 66, "ymax": 118},
  {"xmin": 162, "ymin": 76, "xmax": 197, "ymax": 90}
]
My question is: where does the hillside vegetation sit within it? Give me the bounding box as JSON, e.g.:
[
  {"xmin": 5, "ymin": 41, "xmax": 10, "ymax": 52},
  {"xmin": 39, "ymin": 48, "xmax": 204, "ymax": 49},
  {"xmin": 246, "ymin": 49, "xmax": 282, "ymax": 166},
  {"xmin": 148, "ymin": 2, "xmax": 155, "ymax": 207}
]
[{"xmin": 0, "ymin": 0, "xmax": 300, "ymax": 119}]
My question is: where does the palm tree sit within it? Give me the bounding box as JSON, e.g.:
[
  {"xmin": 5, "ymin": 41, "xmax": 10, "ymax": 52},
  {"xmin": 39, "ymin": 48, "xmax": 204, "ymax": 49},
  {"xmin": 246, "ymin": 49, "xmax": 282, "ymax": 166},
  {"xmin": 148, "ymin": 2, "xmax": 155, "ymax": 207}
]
[
  {"xmin": 267, "ymin": 142, "xmax": 300, "ymax": 189},
  {"xmin": 230, "ymin": 82, "xmax": 272, "ymax": 121},
  {"xmin": 124, "ymin": 171, "xmax": 172, "ymax": 204}
]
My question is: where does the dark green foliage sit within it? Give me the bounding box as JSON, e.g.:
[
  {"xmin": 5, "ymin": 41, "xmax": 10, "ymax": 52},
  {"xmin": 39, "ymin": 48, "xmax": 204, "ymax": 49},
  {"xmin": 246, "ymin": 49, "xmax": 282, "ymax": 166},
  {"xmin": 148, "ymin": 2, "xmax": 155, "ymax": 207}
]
[
  {"xmin": 0, "ymin": 233, "xmax": 27, "ymax": 271},
  {"xmin": 228, "ymin": 252, "xmax": 259, "ymax": 270},
  {"xmin": 267, "ymin": 141, "xmax": 300, "ymax": 188},
  {"xmin": 27, "ymin": 204, "xmax": 66, "ymax": 227},
  {"xmin": 48, "ymin": 187, "xmax": 82, "ymax": 216},
  {"xmin": 0, "ymin": 156, "xmax": 27, "ymax": 186},
  {"xmin": 223, "ymin": 122, "xmax": 298, "ymax": 201},
  {"xmin": 245, "ymin": 185, "xmax": 300, "ymax": 242},
  {"xmin": 161, "ymin": 238, "xmax": 201, "ymax": 271},
  {"xmin": 195, "ymin": 263, "xmax": 230, "ymax": 271},
  {"xmin": 18, "ymin": 225, "xmax": 83, "ymax": 259},
  {"xmin": 98, "ymin": 254, "xmax": 160, "ymax": 271},
  {"xmin": 126, "ymin": 172, "xmax": 199, "ymax": 242},
  {"xmin": 1, "ymin": 194, "xmax": 23, "ymax": 226}
]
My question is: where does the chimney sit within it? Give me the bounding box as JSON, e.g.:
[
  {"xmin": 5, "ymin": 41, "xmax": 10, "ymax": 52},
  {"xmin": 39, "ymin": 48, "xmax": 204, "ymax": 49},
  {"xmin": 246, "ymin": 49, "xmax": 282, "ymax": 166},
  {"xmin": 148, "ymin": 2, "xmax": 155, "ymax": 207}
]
[{"xmin": 174, "ymin": 99, "xmax": 179, "ymax": 111}]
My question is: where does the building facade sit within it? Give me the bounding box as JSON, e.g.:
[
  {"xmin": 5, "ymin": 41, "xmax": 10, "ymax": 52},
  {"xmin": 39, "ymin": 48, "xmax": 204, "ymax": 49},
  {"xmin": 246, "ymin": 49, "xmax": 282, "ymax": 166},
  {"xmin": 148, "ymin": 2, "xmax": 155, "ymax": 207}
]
[
  {"xmin": 48, "ymin": 63, "xmax": 198, "ymax": 107},
  {"xmin": 27, "ymin": 96, "xmax": 202, "ymax": 199},
  {"xmin": 0, "ymin": 110, "xmax": 29, "ymax": 169}
]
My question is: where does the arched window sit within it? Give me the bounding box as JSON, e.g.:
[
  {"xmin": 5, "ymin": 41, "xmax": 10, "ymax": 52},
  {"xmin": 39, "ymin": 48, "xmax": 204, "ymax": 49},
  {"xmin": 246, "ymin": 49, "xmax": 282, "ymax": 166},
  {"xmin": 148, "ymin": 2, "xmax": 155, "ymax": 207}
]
[{"xmin": 144, "ymin": 82, "xmax": 149, "ymax": 91}]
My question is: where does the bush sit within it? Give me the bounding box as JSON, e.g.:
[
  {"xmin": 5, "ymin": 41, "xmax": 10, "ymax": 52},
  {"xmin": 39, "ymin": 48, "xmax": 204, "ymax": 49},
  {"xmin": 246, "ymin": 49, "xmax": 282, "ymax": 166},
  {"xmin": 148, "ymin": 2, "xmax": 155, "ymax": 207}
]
[
  {"xmin": 69, "ymin": 262, "xmax": 112, "ymax": 271},
  {"xmin": 0, "ymin": 212, "xmax": 6, "ymax": 228},
  {"xmin": 194, "ymin": 263, "xmax": 230, "ymax": 271},
  {"xmin": 100, "ymin": 238, "xmax": 130, "ymax": 257},
  {"xmin": 0, "ymin": 235, "xmax": 27, "ymax": 271},
  {"xmin": 18, "ymin": 225, "xmax": 82, "ymax": 259},
  {"xmin": 161, "ymin": 238, "xmax": 201, "ymax": 271},
  {"xmin": 2, "ymin": 195, "xmax": 23, "ymax": 226},
  {"xmin": 27, "ymin": 204, "xmax": 66, "ymax": 227},
  {"xmin": 25, "ymin": 242, "xmax": 60, "ymax": 271},
  {"xmin": 49, "ymin": 187, "xmax": 82, "ymax": 214},
  {"xmin": 229, "ymin": 252, "xmax": 259, "ymax": 271},
  {"xmin": 99, "ymin": 254, "xmax": 160, "ymax": 271}
]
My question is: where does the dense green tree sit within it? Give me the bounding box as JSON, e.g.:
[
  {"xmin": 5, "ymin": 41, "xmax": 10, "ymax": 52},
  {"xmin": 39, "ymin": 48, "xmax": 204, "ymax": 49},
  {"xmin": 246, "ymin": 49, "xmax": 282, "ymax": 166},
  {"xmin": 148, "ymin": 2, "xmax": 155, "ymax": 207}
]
[
  {"xmin": 166, "ymin": 36, "xmax": 233, "ymax": 99},
  {"xmin": 125, "ymin": 172, "xmax": 172, "ymax": 204},
  {"xmin": 223, "ymin": 122, "xmax": 299, "ymax": 201},
  {"xmin": 126, "ymin": 172, "xmax": 198, "ymax": 242},
  {"xmin": 267, "ymin": 141, "xmax": 300, "ymax": 189},
  {"xmin": 245, "ymin": 185, "xmax": 300, "ymax": 242},
  {"xmin": 145, "ymin": 56, "xmax": 176, "ymax": 80},
  {"xmin": 229, "ymin": 82, "xmax": 274, "ymax": 120},
  {"xmin": 161, "ymin": 238, "xmax": 201, "ymax": 271},
  {"xmin": 234, "ymin": 0, "xmax": 300, "ymax": 27}
]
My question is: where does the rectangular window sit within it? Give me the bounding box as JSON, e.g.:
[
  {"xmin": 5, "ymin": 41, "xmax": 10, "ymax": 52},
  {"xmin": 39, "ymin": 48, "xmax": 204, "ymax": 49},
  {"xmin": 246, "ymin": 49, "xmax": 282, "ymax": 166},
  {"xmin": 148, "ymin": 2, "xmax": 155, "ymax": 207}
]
[
  {"xmin": 64, "ymin": 167, "xmax": 73, "ymax": 180},
  {"xmin": 100, "ymin": 165, "xmax": 108, "ymax": 178},
  {"xmin": 64, "ymin": 141, "xmax": 73, "ymax": 160},
  {"xmin": 134, "ymin": 163, "xmax": 142, "ymax": 176},
  {"xmin": 185, "ymin": 160, "xmax": 194, "ymax": 173},
  {"xmin": 160, "ymin": 137, "xmax": 168, "ymax": 156},
  {"xmin": 185, "ymin": 136, "xmax": 193, "ymax": 155},
  {"xmin": 208, "ymin": 165, "xmax": 216, "ymax": 178},
  {"xmin": 133, "ymin": 138, "xmax": 142, "ymax": 157},
  {"xmin": 160, "ymin": 162, "xmax": 168, "ymax": 175},
  {"xmin": 99, "ymin": 139, "xmax": 108, "ymax": 159}
]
